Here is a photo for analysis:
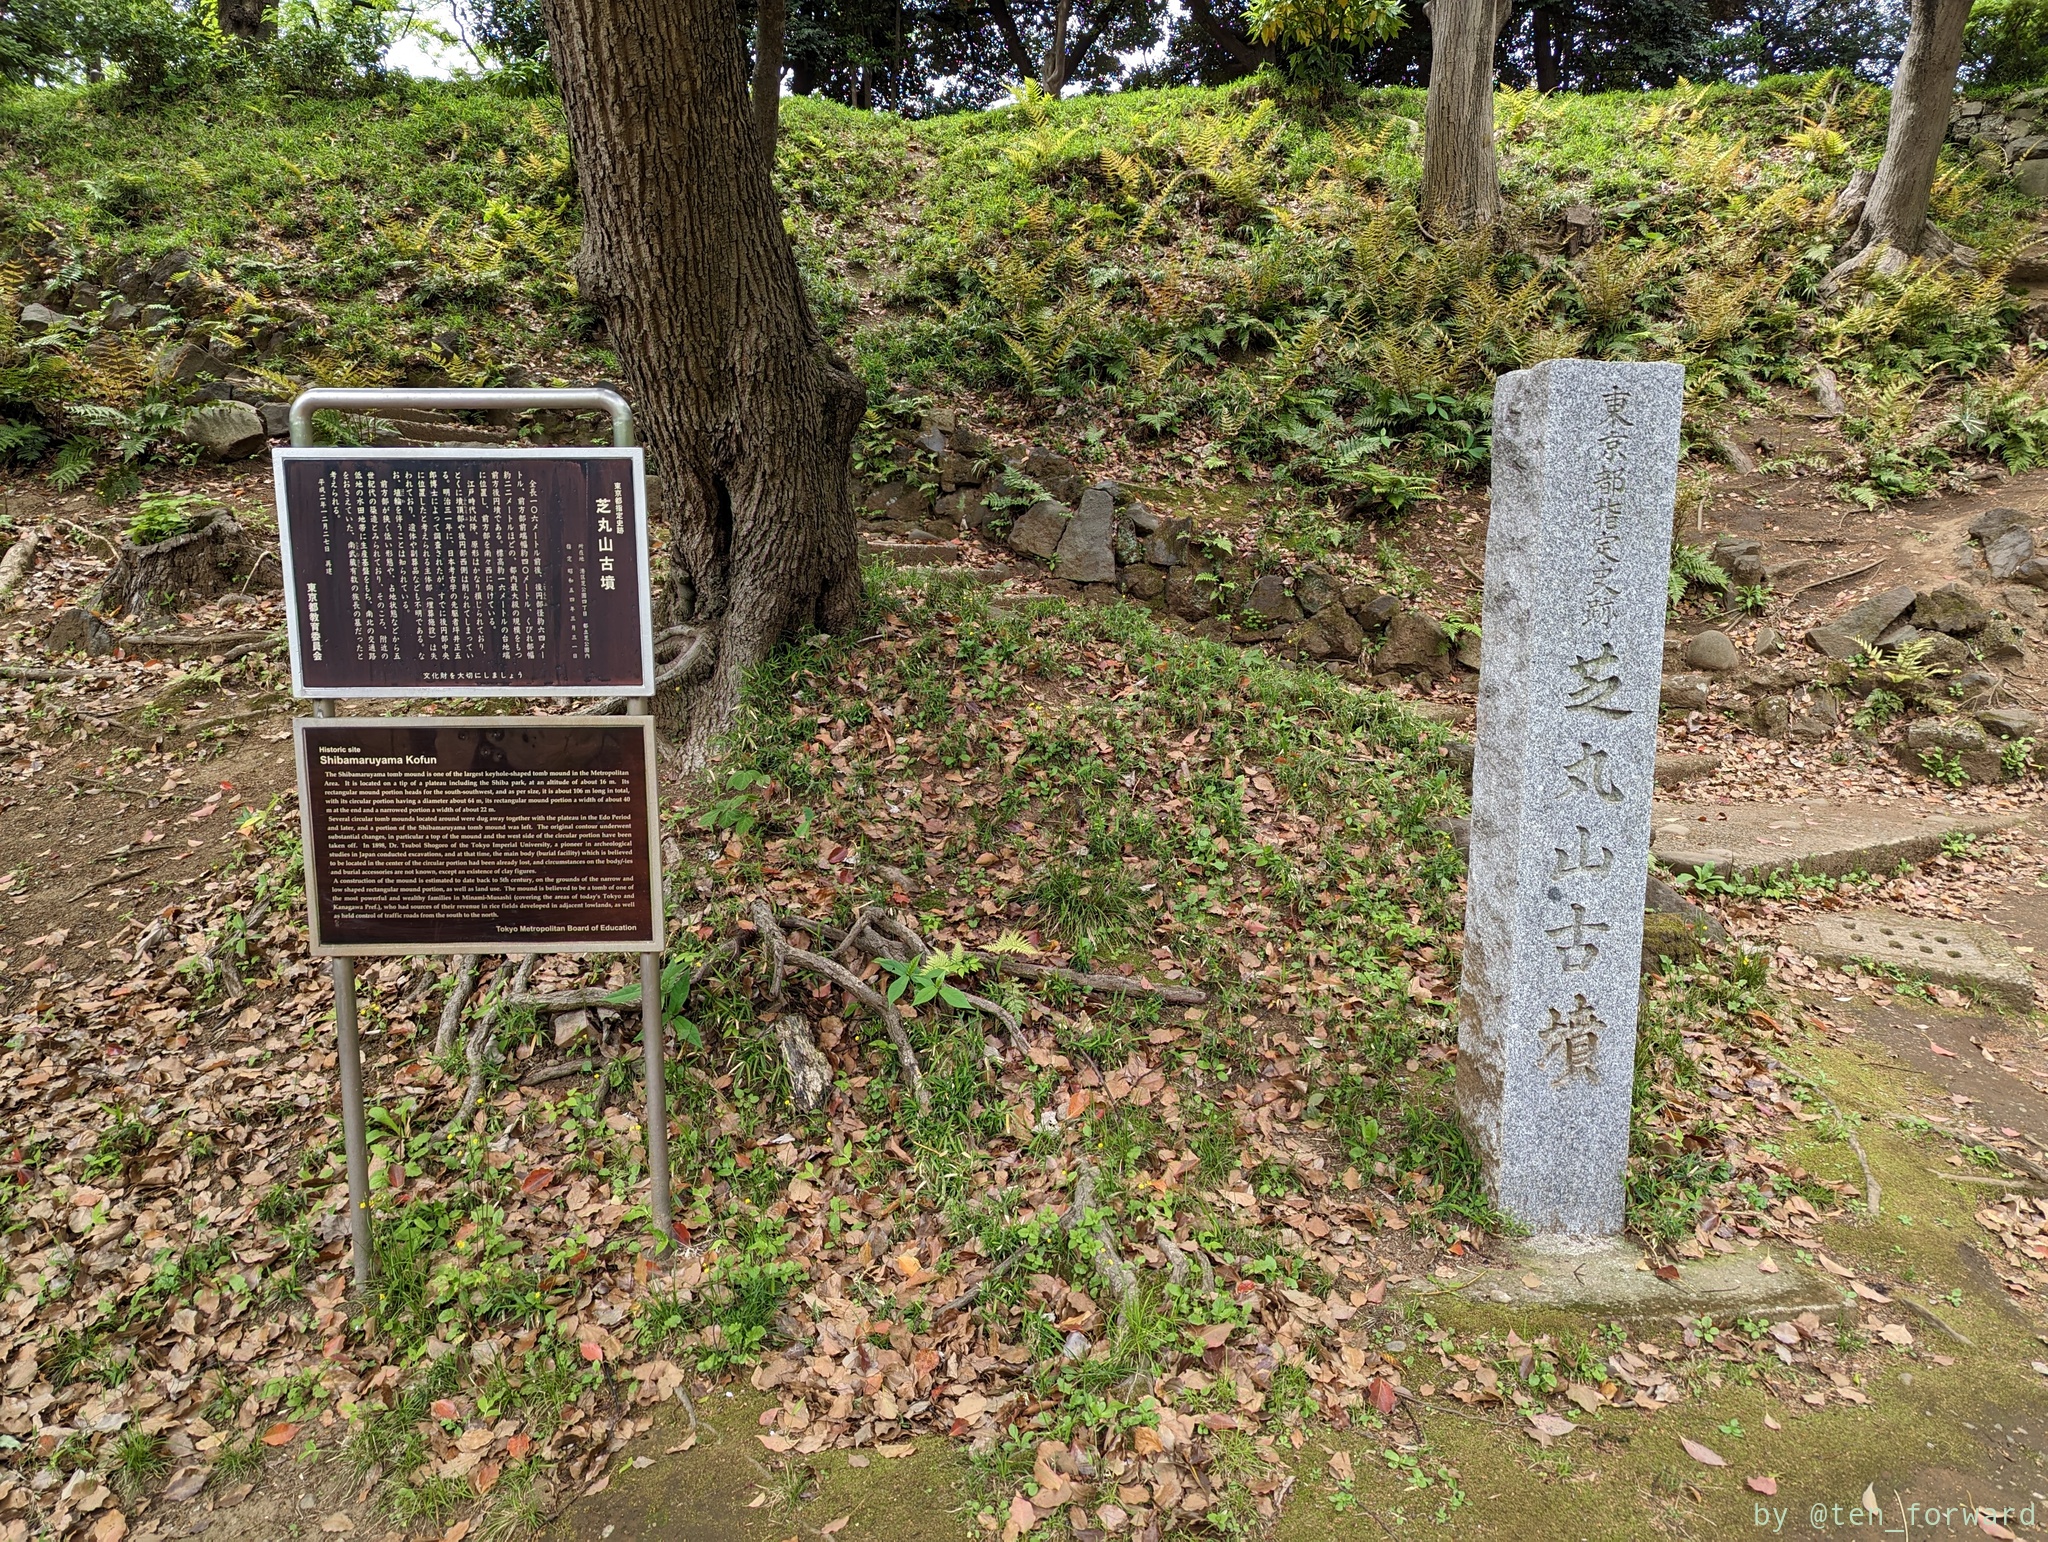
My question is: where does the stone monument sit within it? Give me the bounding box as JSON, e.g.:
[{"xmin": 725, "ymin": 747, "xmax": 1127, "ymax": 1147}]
[{"xmin": 1456, "ymin": 358, "xmax": 1684, "ymax": 1235}]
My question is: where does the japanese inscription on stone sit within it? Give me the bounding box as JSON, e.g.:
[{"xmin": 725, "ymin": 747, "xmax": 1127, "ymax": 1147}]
[
  {"xmin": 1456, "ymin": 359, "xmax": 1683, "ymax": 1235},
  {"xmin": 275, "ymin": 449, "xmax": 653, "ymax": 697},
  {"xmin": 297, "ymin": 717, "xmax": 664, "ymax": 955}
]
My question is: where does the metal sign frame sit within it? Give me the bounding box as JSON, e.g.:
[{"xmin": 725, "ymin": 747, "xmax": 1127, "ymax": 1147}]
[
  {"xmin": 287, "ymin": 388, "xmax": 671, "ymax": 1289},
  {"xmin": 272, "ymin": 445, "xmax": 656, "ymax": 700}
]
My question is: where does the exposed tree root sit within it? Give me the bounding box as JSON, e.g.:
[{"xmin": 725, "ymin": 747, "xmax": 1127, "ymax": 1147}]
[
  {"xmin": 778, "ymin": 908, "xmax": 1206, "ymax": 1007},
  {"xmin": 1072, "ymin": 1163, "xmax": 1135, "ymax": 1307},
  {"xmin": 748, "ymin": 899, "xmax": 929, "ymax": 1111},
  {"xmin": 447, "ymin": 955, "xmax": 535, "ymax": 1133},
  {"xmin": 434, "ymin": 954, "xmax": 483, "ymax": 1058}
]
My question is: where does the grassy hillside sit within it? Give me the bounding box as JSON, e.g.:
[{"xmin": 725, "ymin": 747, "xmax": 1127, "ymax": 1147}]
[{"xmin": 1, "ymin": 71, "xmax": 2042, "ymax": 506}]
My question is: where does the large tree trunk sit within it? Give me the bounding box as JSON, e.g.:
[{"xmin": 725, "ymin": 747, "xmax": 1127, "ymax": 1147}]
[
  {"xmin": 752, "ymin": 0, "xmax": 786, "ymax": 157},
  {"xmin": 1419, "ymin": 0, "xmax": 1513, "ymax": 234},
  {"xmin": 545, "ymin": 0, "xmax": 866, "ymax": 767},
  {"xmin": 215, "ymin": 0, "xmax": 272, "ymax": 41},
  {"xmin": 1834, "ymin": 0, "xmax": 1974, "ymax": 278}
]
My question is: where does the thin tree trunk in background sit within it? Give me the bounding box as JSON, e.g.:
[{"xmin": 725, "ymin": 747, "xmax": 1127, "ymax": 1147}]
[
  {"xmin": 1420, "ymin": 0, "xmax": 1513, "ymax": 233},
  {"xmin": 1040, "ymin": 0, "xmax": 1073, "ymax": 92},
  {"xmin": 1839, "ymin": 0, "xmax": 1973, "ymax": 269},
  {"xmin": 544, "ymin": 0, "xmax": 866, "ymax": 767},
  {"xmin": 985, "ymin": 0, "xmax": 1041, "ymax": 82},
  {"xmin": 752, "ymin": 0, "xmax": 786, "ymax": 157},
  {"xmin": 1533, "ymin": 5, "xmax": 1559, "ymax": 92},
  {"xmin": 1187, "ymin": 0, "xmax": 1275, "ymax": 78}
]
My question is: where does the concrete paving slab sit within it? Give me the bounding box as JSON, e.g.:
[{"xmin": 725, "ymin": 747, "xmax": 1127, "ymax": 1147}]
[
  {"xmin": 1786, "ymin": 908, "xmax": 2037, "ymax": 1012},
  {"xmin": 1651, "ymin": 798, "xmax": 2024, "ymax": 882},
  {"xmin": 1403, "ymin": 1238, "xmax": 1845, "ymax": 1323}
]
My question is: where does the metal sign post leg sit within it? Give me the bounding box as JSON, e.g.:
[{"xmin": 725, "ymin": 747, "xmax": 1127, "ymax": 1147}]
[
  {"xmin": 334, "ymin": 958, "xmax": 377, "ymax": 1288},
  {"xmin": 641, "ymin": 950, "xmax": 672, "ymax": 1246}
]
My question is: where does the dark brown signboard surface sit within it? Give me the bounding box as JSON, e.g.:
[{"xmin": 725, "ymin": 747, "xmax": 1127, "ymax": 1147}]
[
  {"xmin": 275, "ymin": 449, "xmax": 653, "ymax": 697},
  {"xmin": 297, "ymin": 717, "xmax": 662, "ymax": 955}
]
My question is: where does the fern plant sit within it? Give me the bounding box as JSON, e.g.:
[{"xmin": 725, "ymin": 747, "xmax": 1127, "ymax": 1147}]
[{"xmin": 1668, "ymin": 541, "xmax": 1729, "ymax": 607}]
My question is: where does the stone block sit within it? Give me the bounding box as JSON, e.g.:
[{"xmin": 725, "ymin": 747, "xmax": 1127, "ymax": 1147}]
[
  {"xmin": 1804, "ymin": 584, "xmax": 1918, "ymax": 660},
  {"xmin": 1978, "ymin": 706, "xmax": 2045, "ymax": 740},
  {"xmin": 180, "ymin": 400, "xmax": 267, "ymax": 460},
  {"xmin": 1660, "ymin": 672, "xmax": 1711, "ymax": 711},
  {"xmin": 1457, "ymin": 357, "xmax": 1683, "ymax": 1237},
  {"xmin": 1978, "ymin": 618, "xmax": 2026, "ymax": 663},
  {"xmin": 1652, "ymin": 797, "xmax": 2017, "ymax": 882},
  {"xmin": 1143, "ymin": 518, "xmax": 1189, "ymax": 568},
  {"xmin": 1377, "ymin": 608, "xmax": 1453, "ymax": 676},
  {"xmin": 44, "ymin": 606, "xmax": 114, "ymax": 656},
  {"xmin": 1287, "ymin": 604, "xmax": 1364, "ymax": 661},
  {"xmin": 1969, "ymin": 506, "xmax": 2028, "ymax": 542},
  {"xmin": 1912, "ymin": 583, "xmax": 1992, "ymax": 634},
  {"xmin": 1900, "ymin": 717, "xmax": 2005, "ymax": 783},
  {"xmin": 1986, "ymin": 525, "xmax": 2037, "ymax": 579},
  {"xmin": 1007, "ymin": 500, "xmax": 1070, "ymax": 560},
  {"xmin": 1245, "ymin": 574, "xmax": 1301, "ymax": 625},
  {"xmin": 1294, "ymin": 569, "xmax": 1340, "ymax": 616},
  {"xmin": 1126, "ymin": 500, "xmax": 1162, "ymax": 535},
  {"xmin": 1119, "ymin": 564, "xmax": 1165, "ymax": 601},
  {"xmin": 1162, "ymin": 566, "xmax": 1215, "ymax": 621},
  {"xmin": 1787, "ymin": 910, "xmax": 2034, "ymax": 1012},
  {"xmin": 1346, "ymin": 587, "xmax": 1400, "ymax": 629},
  {"xmin": 1053, "ymin": 486, "xmax": 1116, "ymax": 583}
]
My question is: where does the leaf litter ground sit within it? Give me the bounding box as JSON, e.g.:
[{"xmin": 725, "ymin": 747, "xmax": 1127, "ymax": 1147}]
[{"xmin": 0, "ymin": 547, "xmax": 1957, "ymax": 1542}]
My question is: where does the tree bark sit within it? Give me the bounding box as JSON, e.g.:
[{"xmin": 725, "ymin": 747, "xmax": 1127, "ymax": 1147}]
[
  {"xmin": 1040, "ymin": 0, "xmax": 1073, "ymax": 92},
  {"xmin": 215, "ymin": 0, "xmax": 272, "ymax": 42},
  {"xmin": 1532, "ymin": 4, "xmax": 1560, "ymax": 93},
  {"xmin": 985, "ymin": 0, "xmax": 1041, "ymax": 83},
  {"xmin": 1836, "ymin": 0, "xmax": 1973, "ymax": 272},
  {"xmin": 1187, "ymin": 0, "xmax": 1275, "ymax": 78},
  {"xmin": 1419, "ymin": 0, "xmax": 1513, "ymax": 234},
  {"xmin": 545, "ymin": 0, "xmax": 866, "ymax": 767},
  {"xmin": 752, "ymin": 0, "xmax": 786, "ymax": 158}
]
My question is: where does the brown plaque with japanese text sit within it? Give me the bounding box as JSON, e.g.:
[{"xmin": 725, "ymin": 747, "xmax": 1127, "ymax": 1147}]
[
  {"xmin": 296, "ymin": 717, "xmax": 663, "ymax": 955},
  {"xmin": 275, "ymin": 449, "xmax": 653, "ymax": 697}
]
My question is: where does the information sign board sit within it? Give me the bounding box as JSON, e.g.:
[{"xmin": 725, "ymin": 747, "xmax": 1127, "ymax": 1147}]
[
  {"xmin": 275, "ymin": 448, "xmax": 654, "ymax": 698},
  {"xmin": 296, "ymin": 716, "xmax": 664, "ymax": 955}
]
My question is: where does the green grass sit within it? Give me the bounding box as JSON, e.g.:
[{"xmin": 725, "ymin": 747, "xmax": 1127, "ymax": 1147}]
[{"xmin": 2, "ymin": 68, "xmax": 2039, "ymax": 502}]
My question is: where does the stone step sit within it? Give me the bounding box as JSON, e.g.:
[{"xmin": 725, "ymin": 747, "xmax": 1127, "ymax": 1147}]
[
  {"xmin": 861, "ymin": 538, "xmax": 961, "ymax": 567},
  {"xmin": 1652, "ymin": 799, "xmax": 2026, "ymax": 883},
  {"xmin": 1783, "ymin": 908, "xmax": 2035, "ymax": 1012}
]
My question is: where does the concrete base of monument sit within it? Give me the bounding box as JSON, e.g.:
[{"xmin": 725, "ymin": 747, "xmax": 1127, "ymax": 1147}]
[{"xmin": 1401, "ymin": 1235, "xmax": 1850, "ymax": 1324}]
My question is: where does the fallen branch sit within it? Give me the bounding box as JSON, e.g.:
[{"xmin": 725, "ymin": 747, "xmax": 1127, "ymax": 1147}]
[
  {"xmin": 0, "ymin": 527, "xmax": 46, "ymax": 607},
  {"xmin": 933, "ymin": 1242, "xmax": 1033, "ymax": 1319},
  {"xmin": 521, "ymin": 1057, "xmax": 596, "ymax": 1087},
  {"xmin": 775, "ymin": 1013, "xmax": 832, "ymax": 1112},
  {"xmin": 749, "ymin": 899, "xmax": 928, "ymax": 1111}
]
